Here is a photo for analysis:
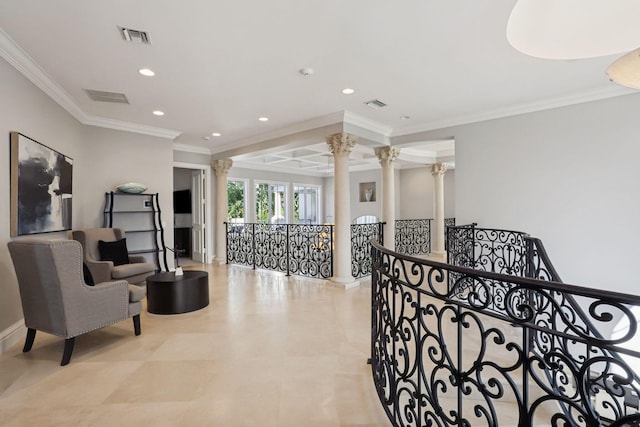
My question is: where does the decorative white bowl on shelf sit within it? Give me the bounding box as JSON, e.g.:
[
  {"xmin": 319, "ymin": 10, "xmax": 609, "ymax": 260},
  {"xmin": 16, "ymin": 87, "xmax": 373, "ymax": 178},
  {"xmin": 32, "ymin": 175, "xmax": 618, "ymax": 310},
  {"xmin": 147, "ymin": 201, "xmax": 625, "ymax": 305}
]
[{"xmin": 116, "ymin": 182, "xmax": 147, "ymax": 194}]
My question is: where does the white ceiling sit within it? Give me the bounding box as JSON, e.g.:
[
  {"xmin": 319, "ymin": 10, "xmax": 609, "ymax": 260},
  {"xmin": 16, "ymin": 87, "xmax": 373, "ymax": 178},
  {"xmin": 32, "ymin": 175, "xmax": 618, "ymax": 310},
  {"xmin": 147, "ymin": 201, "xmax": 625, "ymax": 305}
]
[{"xmin": 0, "ymin": 0, "xmax": 636, "ymax": 174}]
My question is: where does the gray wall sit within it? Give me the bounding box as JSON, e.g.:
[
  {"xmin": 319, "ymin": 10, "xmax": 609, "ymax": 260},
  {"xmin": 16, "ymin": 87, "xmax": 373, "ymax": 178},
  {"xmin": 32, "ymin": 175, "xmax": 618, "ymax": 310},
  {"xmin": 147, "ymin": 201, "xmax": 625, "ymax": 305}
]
[
  {"xmin": 399, "ymin": 167, "xmax": 455, "ymax": 220},
  {"xmin": 0, "ymin": 56, "xmax": 174, "ymax": 345},
  {"xmin": 349, "ymin": 169, "xmax": 382, "ymax": 222},
  {"xmin": 0, "ymin": 57, "xmax": 84, "ymax": 339},
  {"xmin": 397, "ymin": 93, "xmax": 640, "ymax": 293}
]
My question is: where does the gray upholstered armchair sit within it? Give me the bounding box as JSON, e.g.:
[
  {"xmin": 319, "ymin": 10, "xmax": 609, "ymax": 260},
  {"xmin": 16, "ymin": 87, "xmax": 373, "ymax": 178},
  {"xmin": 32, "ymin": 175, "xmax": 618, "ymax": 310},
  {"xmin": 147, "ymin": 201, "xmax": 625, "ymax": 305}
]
[
  {"xmin": 72, "ymin": 228, "xmax": 156, "ymax": 285},
  {"xmin": 7, "ymin": 239, "xmax": 145, "ymax": 366}
]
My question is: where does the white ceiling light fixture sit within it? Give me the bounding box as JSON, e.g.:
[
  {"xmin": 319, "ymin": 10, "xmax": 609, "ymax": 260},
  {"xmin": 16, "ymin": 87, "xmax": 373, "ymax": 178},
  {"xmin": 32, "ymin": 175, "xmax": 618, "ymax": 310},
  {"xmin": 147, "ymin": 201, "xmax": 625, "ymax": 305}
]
[
  {"xmin": 153, "ymin": 110, "xmax": 164, "ymax": 116},
  {"xmin": 212, "ymin": 132, "xmax": 221, "ymax": 137},
  {"xmin": 342, "ymin": 88, "xmax": 354, "ymax": 95},
  {"xmin": 506, "ymin": 0, "xmax": 640, "ymax": 60},
  {"xmin": 607, "ymin": 48, "xmax": 640, "ymax": 89},
  {"xmin": 138, "ymin": 68, "xmax": 155, "ymax": 77},
  {"xmin": 507, "ymin": 0, "xmax": 640, "ymax": 90},
  {"xmin": 258, "ymin": 117, "xmax": 269, "ymax": 122}
]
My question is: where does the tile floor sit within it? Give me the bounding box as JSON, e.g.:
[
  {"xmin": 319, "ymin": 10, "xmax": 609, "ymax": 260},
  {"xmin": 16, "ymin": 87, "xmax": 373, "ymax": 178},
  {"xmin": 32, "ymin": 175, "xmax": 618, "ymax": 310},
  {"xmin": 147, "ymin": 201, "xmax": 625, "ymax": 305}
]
[{"xmin": 0, "ymin": 264, "xmax": 390, "ymax": 426}]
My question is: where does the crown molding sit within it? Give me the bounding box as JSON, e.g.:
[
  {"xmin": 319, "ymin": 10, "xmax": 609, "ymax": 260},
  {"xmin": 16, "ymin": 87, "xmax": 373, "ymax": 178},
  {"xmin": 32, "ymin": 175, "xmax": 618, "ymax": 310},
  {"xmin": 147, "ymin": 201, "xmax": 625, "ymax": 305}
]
[
  {"xmin": 213, "ymin": 111, "xmax": 346, "ymax": 153},
  {"xmin": 83, "ymin": 115, "xmax": 181, "ymax": 139},
  {"xmin": 0, "ymin": 27, "xmax": 87, "ymax": 122},
  {"xmin": 343, "ymin": 110, "xmax": 393, "ymax": 137},
  {"xmin": 0, "ymin": 28, "xmax": 181, "ymax": 140},
  {"xmin": 392, "ymin": 85, "xmax": 636, "ymax": 137},
  {"xmin": 173, "ymin": 142, "xmax": 212, "ymax": 155}
]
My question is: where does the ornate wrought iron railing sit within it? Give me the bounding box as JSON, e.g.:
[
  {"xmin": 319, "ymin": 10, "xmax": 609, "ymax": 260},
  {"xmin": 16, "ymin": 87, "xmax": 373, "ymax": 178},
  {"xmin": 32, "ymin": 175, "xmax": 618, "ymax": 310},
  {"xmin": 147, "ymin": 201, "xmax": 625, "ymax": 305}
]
[
  {"xmin": 395, "ymin": 219, "xmax": 432, "ymax": 256},
  {"xmin": 395, "ymin": 218, "xmax": 456, "ymax": 256},
  {"xmin": 225, "ymin": 222, "xmax": 333, "ymax": 279},
  {"xmin": 371, "ymin": 236, "xmax": 640, "ymax": 426},
  {"xmin": 351, "ymin": 222, "xmax": 384, "ymax": 279},
  {"xmin": 225, "ymin": 221, "xmax": 384, "ymax": 279},
  {"xmin": 445, "ymin": 224, "xmax": 640, "ymax": 424}
]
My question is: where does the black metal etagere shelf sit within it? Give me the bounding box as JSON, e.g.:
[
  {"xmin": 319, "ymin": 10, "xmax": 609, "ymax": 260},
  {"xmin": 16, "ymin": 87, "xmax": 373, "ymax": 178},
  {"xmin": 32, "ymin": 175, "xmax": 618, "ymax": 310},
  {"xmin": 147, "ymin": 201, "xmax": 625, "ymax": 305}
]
[{"xmin": 103, "ymin": 191, "xmax": 168, "ymax": 271}]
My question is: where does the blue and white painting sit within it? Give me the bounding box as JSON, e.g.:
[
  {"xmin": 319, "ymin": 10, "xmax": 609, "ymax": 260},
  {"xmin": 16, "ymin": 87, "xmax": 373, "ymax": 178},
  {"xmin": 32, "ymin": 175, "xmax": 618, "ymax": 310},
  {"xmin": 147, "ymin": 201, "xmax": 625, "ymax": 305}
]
[{"xmin": 10, "ymin": 132, "xmax": 73, "ymax": 236}]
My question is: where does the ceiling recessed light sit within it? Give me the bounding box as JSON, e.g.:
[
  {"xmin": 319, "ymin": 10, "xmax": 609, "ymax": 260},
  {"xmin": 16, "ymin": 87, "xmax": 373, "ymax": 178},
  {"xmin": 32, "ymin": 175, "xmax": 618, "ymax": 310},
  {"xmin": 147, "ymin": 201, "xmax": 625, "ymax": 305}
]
[
  {"xmin": 258, "ymin": 117, "xmax": 269, "ymax": 122},
  {"xmin": 153, "ymin": 110, "xmax": 164, "ymax": 116},
  {"xmin": 342, "ymin": 88, "xmax": 355, "ymax": 95},
  {"xmin": 203, "ymin": 136, "xmax": 210, "ymax": 140},
  {"xmin": 139, "ymin": 68, "xmax": 155, "ymax": 77},
  {"xmin": 212, "ymin": 132, "xmax": 222, "ymax": 137},
  {"xmin": 400, "ymin": 116, "xmax": 411, "ymax": 120}
]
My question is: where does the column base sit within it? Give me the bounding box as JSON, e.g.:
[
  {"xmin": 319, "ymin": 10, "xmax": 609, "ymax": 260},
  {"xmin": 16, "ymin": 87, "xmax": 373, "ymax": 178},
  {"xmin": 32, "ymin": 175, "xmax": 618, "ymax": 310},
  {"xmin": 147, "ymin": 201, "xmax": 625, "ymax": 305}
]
[
  {"xmin": 427, "ymin": 251, "xmax": 447, "ymax": 263},
  {"xmin": 213, "ymin": 256, "xmax": 227, "ymax": 265},
  {"xmin": 326, "ymin": 277, "xmax": 360, "ymax": 289}
]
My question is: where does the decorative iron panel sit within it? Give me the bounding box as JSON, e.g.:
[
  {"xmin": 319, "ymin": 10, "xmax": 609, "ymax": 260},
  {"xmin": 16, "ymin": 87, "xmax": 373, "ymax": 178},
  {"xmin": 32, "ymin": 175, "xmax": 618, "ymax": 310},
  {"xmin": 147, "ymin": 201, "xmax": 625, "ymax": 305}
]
[
  {"xmin": 444, "ymin": 217, "xmax": 456, "ymax": 228},
  {"xmin": 253, "ymin": 223, "xmax": 288, "ymax": 273},
  {"xmin": 288, "ymin": 224, "xmax": 333, "ymax": 279},
  {"xmin": 225, "ymin": 222, "xmax": 254, "ymax": 267},
  {"xmin": 395, "ymin": 219, "xmax": 431, "ymax": 255},
  {"xmin": 372, "ymin": 238, "xmax": 640, "ymax": 426},
  {"xmin": 351, "ymin": 222, "xmax": 383, "ymax": 278},
  {"xmin": 225, "ymin": 222, "xmax": 333, "ymax": 279}
]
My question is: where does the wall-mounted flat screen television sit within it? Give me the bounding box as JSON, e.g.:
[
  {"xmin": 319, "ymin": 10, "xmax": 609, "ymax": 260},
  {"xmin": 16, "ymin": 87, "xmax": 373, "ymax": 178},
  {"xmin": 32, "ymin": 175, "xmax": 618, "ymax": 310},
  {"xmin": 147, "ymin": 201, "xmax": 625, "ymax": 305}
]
[{"xmin": 173, "ymin": 189, "xmax": 192, "ymax": 214}]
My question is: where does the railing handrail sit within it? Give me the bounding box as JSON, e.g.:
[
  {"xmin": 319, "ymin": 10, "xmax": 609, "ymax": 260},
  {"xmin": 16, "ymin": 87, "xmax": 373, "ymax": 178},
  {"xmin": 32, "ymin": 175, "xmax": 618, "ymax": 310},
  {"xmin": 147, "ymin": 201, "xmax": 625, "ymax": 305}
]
[
  {"xmin": 524, "ymin": 236, "xmax": 562, "ymax": 282},
  {"xmin": 373, "ymin": 239, "xmax": 640, "ymax": 317},
  {"xmin": 371, "ymin": 239, "xmax": 640, "ymax": 425}
]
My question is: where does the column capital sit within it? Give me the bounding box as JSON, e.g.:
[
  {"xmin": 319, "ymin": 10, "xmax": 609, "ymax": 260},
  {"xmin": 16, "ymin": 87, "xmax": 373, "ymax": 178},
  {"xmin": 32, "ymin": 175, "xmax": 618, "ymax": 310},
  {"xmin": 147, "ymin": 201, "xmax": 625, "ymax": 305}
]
[
  {"xmin": 212, "ymin": 159, "xmax": 233, "ymax": 176},
  {"xmin": 430, "ymin": 163, "xmax": 448, "ymax": 176},
  {"xmin": 375, "ymin": 146, "xmax": 401, "ymax": 167},
  {"xmin": 326, "ymin": 132, "xmax": 357, "ymax": 156}
]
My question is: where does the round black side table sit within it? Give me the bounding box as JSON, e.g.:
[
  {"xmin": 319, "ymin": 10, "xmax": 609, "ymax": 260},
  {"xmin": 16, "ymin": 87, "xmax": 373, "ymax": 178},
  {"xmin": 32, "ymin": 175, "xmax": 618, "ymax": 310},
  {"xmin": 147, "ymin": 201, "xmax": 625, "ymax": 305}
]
[{"xmin": 146, "ymin": 270, "xmax": 209, "ymax": 314}]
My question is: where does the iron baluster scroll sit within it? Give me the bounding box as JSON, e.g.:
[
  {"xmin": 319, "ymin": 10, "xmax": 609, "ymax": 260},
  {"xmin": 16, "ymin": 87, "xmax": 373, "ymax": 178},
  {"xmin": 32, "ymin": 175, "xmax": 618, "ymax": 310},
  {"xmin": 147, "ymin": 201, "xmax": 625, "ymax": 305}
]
[
  {"xmin": 288, "ymin": 223, "xmax": 333, "ymax": 278},
  {"xmin": 395, "ymin": 219, "xmax": 432, "ymax": 256},
  {"xmin": 371, "ymin": 238, "xmax": 640, "ymax": 427},
  {"xmin": 225, "ymin": 222, "xmax": 254, "ymax": 267},
  {"xmin": 351, "ymin": 222, "xmax": 384, "ymax": 278},
  {"xmin": 225, "ymin": 222, "xmax": 333, "ymax": 279}
]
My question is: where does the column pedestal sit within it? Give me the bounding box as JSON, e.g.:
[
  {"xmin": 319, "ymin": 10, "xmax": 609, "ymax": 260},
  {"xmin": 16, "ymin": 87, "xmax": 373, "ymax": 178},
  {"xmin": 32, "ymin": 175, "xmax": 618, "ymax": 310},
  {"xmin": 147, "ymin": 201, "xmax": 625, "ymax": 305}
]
[
  {"xmin": 375, "ymin": 146, "xmax": 400, "ymax": 251},
  {"xmin": 212, "ymin": 159, "xmax": 233, "ymax": 264},
  {"xmin": 327, "ymin": 132, "xmax": 359, "ymax": 288},
  {"xmin": 430, "ymin": 163, "xmax": 448, "ymax": 262}
]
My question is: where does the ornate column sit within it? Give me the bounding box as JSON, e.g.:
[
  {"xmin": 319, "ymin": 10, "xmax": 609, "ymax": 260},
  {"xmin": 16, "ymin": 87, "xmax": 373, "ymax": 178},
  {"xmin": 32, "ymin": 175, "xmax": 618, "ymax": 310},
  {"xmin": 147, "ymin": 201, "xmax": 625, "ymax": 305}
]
[
  {"xmin": 375, "ymin": 146, "xmax": 401, "ymax": 250},
  {"xmin": 326, "ymin": 132, "xmax": 359, "ymax": 287},
  {"xmin": 212, "ymin": 159, "xmax": 233, "ymax": 263},
  {"xmin": 430, "ymin": 163, "xmax": 448, "ymax": 261}
]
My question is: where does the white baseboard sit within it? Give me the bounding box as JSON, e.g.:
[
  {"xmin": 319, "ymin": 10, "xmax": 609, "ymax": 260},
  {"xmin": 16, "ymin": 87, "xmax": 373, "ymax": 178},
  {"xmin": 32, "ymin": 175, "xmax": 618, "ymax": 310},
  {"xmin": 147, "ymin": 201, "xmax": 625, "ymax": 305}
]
[{"xmin": 0, "ymin": 319, "xmax": 26, "ymax": 355}]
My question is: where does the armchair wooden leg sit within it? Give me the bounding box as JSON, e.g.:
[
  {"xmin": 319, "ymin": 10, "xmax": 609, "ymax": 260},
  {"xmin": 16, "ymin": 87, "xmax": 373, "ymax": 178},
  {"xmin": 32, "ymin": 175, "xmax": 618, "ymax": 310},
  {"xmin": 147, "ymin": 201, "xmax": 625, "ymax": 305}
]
[
  {"xmin": 23, "ymin": 328, "xmax": 36, "ymax": 353},
  {"xmin": 133, "ymin": 314, "xmax": 141, "ymax": 336},
  {"xmin": 61, "ymin": 337, "xmax": 75, "ymax": 366}
]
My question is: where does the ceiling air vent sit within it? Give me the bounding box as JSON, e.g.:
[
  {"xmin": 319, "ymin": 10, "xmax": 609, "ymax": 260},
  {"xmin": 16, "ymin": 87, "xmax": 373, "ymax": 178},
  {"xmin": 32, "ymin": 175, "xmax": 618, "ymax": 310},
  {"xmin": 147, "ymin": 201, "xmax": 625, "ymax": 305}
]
[
  {"xmin": 364, "ymin": 99, "xmax": 387, "ymax": 109},
  {"xmin": 118, "ymin": 26, "xmax": 151, "ymax": 44},
  {"xmin": 84, "ymin": 89, "xmax": 129, "ymax": 104}
]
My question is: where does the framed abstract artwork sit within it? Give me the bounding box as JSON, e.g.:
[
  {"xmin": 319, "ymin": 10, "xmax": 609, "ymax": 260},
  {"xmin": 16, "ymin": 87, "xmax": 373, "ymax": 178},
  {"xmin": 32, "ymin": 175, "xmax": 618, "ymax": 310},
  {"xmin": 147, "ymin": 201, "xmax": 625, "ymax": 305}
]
[{"xmin": 10, "ymin": 132, "xmax": 73, "ymax": 236}]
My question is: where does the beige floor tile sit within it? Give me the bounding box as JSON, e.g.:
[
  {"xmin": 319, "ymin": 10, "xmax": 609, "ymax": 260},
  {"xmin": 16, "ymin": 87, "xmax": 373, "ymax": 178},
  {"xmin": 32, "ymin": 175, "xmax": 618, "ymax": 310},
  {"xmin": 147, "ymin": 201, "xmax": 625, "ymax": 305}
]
[{"xmin": 0, "ymin": 264, "xmax": 394, "ymax": 425}]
